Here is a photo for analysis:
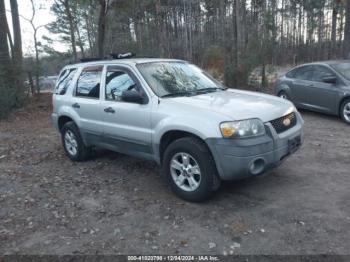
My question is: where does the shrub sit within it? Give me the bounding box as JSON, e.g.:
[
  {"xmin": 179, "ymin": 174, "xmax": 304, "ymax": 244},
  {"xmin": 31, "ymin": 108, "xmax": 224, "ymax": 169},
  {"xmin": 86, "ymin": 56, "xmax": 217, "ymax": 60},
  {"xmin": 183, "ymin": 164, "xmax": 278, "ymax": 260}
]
[
  {"xmin": 203, "ymin": 46, "xmax": 225, "ymax": 71},
  {"xmin": 0, "ymin": 66, "xmax": 26, "ymax": 119},
  {"xmin": 0, "ymin": 85, "xmax": 17, "ymax": 119}
]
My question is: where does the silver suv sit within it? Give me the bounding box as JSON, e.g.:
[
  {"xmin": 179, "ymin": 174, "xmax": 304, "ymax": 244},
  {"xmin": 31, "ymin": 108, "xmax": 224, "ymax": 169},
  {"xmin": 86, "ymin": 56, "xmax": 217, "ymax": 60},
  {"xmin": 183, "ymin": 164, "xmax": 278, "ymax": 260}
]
[{"xmin": 52, "ymin": 58, "xmax": 304, "ymax": 202}]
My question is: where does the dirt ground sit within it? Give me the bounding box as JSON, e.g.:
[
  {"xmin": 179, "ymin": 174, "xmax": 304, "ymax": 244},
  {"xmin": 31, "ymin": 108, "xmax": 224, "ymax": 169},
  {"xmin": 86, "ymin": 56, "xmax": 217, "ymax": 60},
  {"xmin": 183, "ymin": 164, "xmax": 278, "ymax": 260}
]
[{"xmin": 0, "ymin": 94, "xmax": 349, "ymax": 255}]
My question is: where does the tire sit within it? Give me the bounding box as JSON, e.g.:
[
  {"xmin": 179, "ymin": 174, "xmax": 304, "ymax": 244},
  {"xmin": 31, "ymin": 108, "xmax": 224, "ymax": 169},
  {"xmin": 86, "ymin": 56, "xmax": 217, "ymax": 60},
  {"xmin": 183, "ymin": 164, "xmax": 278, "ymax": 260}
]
[
  {"xmin": 162, "ymin": 137, "xmax": 221, "ymax": 202},
  {"xmin": 61, "ymin": 121, "xmax": 91, "ymax": 161},
  {"xmin": 340, "ymin": 98, "xmax": 350, "ymax": 125},
  {"xmin": 278, "ymin": 91, "xmax": 289, "ymax": 100}
]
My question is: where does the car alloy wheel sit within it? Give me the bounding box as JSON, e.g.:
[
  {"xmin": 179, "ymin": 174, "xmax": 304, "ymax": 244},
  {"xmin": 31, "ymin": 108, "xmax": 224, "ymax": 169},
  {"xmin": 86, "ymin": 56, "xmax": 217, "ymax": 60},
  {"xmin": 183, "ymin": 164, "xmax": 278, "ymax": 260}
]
[
  {"xmin": 64, "ymin": 130, "xmax": 78, "ymax": 156},
  {"xmin": 170, "ymin": 152, "xmax": 201, "ymax": 192},
  {"xmin": 343, "ymin": 102, "xmax": 350, "ymax": 122}
]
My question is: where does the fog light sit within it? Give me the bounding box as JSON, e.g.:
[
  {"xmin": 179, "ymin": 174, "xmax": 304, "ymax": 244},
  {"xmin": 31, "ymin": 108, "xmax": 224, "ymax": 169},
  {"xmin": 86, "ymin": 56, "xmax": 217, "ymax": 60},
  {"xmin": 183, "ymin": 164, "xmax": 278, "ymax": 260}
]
[{"xmin": 249, "ymin": 158, "xmax": 265, "ymax": 175}]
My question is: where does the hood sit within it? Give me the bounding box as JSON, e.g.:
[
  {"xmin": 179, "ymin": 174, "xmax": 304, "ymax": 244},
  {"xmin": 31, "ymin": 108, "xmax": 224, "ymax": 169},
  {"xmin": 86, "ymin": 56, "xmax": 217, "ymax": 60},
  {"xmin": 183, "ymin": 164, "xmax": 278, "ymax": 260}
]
[{"xmin": 166, "ymin": 89, "xmax": 295, "ymax": 122}]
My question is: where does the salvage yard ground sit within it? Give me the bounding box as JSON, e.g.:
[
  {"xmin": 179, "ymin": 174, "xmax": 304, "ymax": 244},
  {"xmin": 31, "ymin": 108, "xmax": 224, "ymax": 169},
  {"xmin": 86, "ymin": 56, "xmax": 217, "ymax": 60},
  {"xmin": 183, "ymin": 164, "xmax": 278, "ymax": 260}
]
[{"xmin": 0, "ymin": 94, "xmax": 349, "ymax": 255}]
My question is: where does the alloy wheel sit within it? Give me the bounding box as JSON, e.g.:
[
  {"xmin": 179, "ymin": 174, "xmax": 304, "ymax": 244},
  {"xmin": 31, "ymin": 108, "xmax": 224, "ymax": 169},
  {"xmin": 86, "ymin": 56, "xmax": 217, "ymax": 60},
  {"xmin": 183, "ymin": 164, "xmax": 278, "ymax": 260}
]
[
  {"xmin": 64, "ymin": 130, "xmax": 78, "ymax": 156},
  {"xmin": 343, "ymin": 102, "xmax": 350, "ymax": 122},
  {"xmin": 170, "ymin": 152, "xmax": 201, "ymax": 192}
]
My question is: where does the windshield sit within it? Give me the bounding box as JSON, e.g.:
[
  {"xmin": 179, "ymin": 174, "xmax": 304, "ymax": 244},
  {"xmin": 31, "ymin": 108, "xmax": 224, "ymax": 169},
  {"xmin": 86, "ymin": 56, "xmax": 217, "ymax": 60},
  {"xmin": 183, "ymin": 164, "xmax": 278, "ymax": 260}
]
[
  {"xmin": 331, "ymin": 62, "xmax": 350, "ymax": 81},
  {"xmin": 137, "ymin": 62, "xmax": 224, "ymax": 97}
]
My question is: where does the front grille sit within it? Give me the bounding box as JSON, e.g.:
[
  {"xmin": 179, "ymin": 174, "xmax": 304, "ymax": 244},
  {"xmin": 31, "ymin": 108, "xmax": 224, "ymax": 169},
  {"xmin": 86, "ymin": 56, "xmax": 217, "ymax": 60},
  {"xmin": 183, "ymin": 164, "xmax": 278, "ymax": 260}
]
[{"xmin": 269, "ymin": 112, "xmax": 297, "ymax": 134}]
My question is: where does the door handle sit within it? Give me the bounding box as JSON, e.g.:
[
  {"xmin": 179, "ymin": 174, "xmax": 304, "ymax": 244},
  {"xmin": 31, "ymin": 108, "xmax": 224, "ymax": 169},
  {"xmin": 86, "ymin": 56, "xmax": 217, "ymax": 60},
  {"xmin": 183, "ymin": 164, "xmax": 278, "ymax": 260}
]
[
  {"xmin": 104, "ymin": 107, "xmax": 115, "ymax": 113},
  {"xmin": 72, "ymin": 103, "xmax": 80, "ymax": 109}
]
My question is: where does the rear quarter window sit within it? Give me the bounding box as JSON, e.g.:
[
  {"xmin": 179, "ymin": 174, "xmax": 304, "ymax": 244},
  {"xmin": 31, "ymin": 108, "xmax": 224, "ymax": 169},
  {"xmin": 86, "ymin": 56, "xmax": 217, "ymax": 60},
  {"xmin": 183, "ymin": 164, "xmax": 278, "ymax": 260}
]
[{"xmin": 55, "ymin": 68, "xmax": 77, "ymax": 95}]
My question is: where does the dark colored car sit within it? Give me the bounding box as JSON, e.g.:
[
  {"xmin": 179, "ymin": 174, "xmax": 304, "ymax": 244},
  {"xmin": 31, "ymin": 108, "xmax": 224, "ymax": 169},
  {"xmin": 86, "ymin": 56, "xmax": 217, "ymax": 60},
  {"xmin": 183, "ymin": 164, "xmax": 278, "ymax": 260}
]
[{"xmin": 275, "ymin": 61, "xmax": 350, "ymax": 124}]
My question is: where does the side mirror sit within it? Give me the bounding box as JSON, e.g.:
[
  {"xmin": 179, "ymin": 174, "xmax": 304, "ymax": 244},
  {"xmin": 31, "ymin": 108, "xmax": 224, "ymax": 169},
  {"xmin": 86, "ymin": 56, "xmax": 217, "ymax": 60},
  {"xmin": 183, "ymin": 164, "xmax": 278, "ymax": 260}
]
[
  {"xmin": 121, "ymin": 90, "xmax": 144, "ymax": 104},
  {"xmin": 322, "ymin": 76, "xmax": 337, "ymax": 84}
]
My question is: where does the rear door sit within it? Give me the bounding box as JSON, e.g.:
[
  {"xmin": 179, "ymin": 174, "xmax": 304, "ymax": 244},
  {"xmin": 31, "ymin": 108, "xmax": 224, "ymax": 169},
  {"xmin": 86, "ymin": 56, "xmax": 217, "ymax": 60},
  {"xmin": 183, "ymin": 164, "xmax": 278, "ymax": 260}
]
[
  {"xmin": 100, "ymin": 65, "xmax": 153, "ymax": 159},
  {"xmin": 290, "ymin": 65, "xmax": 314, "ymax": 107},
  {"xmin": 70, "ymin": 65, "xmax": 104, "ymax": 143}
]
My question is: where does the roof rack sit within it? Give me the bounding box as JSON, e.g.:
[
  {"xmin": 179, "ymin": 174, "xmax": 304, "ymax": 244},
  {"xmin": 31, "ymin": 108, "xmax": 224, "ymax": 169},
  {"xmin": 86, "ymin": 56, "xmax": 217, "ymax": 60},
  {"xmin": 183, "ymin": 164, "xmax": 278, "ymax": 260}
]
[
  {"xmin": 110, "ymin": 52, "xmax": 135, "ymax": 59},
  {"xmin": 79, "ymin": 52, "xmax": 136, "ymax": 63},
  {"xmin": 80, "ymin": 58, "xmax": 105, "ymax": 63}
]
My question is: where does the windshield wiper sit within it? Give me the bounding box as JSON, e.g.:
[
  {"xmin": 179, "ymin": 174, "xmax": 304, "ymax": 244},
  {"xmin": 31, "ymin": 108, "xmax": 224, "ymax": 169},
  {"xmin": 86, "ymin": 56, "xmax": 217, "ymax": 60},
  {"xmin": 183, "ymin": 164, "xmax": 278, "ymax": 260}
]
[
  {"xmin": 161, "ymin": 87, "xmax": 226, "ymax": 98},
  {"xmin": 195, "ymin": 87, "xmax": 224, "ymax": 94},
  {"xmin": 161, "ymin": 91, "xmax": 196, "ymax": 98}
]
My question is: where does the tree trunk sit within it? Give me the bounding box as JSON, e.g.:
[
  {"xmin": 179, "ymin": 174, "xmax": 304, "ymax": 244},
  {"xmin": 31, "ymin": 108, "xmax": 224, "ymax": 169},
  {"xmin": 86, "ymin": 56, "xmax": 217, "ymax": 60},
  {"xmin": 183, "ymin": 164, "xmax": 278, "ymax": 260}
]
[
  {"xmin": 75, "ymin": 23, "xmax": 86, "ymax": 58},
  {"xmin": 0, "ymin": 0, "xmax": 10, "ymax": 64},
  {"xmin": 330, "ymin": 1, "xmax": 338, "ymax": 58},
  {"xmin": 339, "ymin": 7, "xmax": 345, "ymax": 55},
  {"xmin": 318, "ymin": 14, "xmax": 323, "ymax": 60},
  {"xmin": 34, "ymin": 29, "xmax": 40, "ymax": 94},
  {"xmin": 343, "ymin": 0, "xmax": 350, "ymax": 58},
  {"xmin": 235, "ymin": 0, "xmax": 240, "ymax": 53},
  {"xmin": 27, "ymin": 71, "xmax": 35, "ymax": 96},
  {"xmin": 63, "ymin": 0, "xmax": 78, "ymax": 62},
  {"xmin": 98, "ymin": 0, "xmax": 108, "ymax": 58},
  {"xmin": 9, "ymin": 0, "xmax": 23, "ymax": 102},
  {"xmin": 298, "ymin": 3, "xmax": 302, "ymax": 47},
  {"xmin": 232, "ymin": 0, "xmax": 239, "ymax": 87},
  {"xmin": 280, "ymin": 0, "xmax": 284, "ymax": 56},
  {"xmin": 261, "ymin": 0, "xmax": 267, "ymax": 90},
  {"xmin": 241, "ymin": 0, "xmax": 247, "ymax": 49},
  {"xmin": 85, "ymin": 13, "xmax": 94, "ymax": 56},
  {"xmin": 10, "ymin": 0, "xmax": 22, "ymax": 65}
]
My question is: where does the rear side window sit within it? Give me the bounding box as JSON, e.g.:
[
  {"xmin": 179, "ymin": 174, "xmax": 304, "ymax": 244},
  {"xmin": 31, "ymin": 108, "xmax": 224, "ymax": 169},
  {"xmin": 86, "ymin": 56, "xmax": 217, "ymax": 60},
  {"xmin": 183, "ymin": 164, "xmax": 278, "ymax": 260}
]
[
  {"xmin": 294, "ymin": 66, "xmax": 313, "ymax": 81},
  {"xmin": 75, "ymin": 66, "xmax": 103, "ymax": 98},
  {"xmin": 55, "ymin": 68, "xmax": 77, "ymax": 95}
]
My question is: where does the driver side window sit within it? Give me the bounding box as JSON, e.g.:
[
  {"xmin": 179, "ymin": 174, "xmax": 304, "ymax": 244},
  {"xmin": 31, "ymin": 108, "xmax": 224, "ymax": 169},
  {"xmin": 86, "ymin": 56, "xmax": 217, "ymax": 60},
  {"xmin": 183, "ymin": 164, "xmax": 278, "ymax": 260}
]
[
  {"xmin": 105, "ymin": 69, "xmax": 136, "ymax": 101},
  {"xmin": 311, "ymin": 65, "xmax": 336, "ymax": 83}
]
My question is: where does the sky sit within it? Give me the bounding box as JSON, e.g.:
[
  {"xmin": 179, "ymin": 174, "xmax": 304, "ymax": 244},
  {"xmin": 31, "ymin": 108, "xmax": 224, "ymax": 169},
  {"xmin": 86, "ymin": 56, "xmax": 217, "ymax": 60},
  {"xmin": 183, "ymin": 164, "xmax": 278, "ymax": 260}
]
[{"xmin": 5, "ymin": 0, "xmax": 68, "ymax": 56}]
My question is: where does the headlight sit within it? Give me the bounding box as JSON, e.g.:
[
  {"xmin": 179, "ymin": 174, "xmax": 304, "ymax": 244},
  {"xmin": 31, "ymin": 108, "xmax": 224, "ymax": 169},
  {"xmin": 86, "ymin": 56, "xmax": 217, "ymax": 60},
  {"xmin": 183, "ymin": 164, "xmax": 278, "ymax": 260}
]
[{"xmin": 220, "ymin": 119, "xmax": 265, "ymax": 138}]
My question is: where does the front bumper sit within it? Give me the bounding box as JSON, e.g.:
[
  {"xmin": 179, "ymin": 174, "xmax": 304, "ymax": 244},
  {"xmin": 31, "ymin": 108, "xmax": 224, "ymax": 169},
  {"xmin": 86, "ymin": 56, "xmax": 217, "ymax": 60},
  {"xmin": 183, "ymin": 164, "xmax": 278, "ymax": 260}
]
[{"xmin": 206, "ymin": 112, "xmax": 304, "ymax": 180}]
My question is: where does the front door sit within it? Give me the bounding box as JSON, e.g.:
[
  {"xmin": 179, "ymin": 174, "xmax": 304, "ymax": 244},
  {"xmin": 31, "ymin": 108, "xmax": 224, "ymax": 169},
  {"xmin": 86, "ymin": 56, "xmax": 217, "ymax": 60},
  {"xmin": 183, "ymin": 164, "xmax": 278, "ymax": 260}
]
[
  {"xmin": 100, "ymin": 65, "xmax": 153, "ymax": 159},
  {"xmin": 305, "ymin": 65, "xmax": 339, "ymax": 113}
]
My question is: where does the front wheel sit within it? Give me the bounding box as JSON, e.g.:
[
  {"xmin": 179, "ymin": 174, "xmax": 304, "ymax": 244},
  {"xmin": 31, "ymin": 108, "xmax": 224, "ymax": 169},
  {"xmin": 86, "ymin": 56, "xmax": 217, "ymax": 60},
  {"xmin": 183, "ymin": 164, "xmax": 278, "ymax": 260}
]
[
  {"xmin": 162, "ymin": 137, "xmax": 221, "ymax": 202},
  {"xmin": 340, "ymin": 99, "xmax": 350, "ymax": 125},
  {"xmin": 278, "ymin": 91, "xmax": 289, "ymax": 100}
]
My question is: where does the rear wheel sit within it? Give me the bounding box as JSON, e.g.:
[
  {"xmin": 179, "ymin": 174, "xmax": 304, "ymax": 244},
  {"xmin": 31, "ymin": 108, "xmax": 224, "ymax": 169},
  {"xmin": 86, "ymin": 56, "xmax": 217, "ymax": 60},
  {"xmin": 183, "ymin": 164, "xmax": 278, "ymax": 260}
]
[
  {"xmin": 162, "ymin": 137, "xmax": 220, "ymax": 202},
  {"xmin": 61, "ymin": 122, "xmax": 91, "ymax": 161},
  {"xmin": 340, "ymin": 99, "xmax": 350, "ymax": 125}
]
